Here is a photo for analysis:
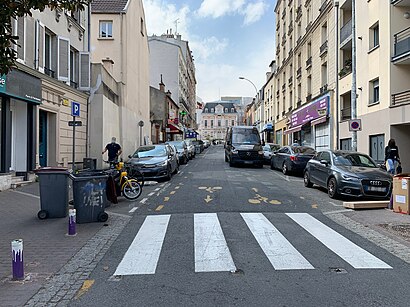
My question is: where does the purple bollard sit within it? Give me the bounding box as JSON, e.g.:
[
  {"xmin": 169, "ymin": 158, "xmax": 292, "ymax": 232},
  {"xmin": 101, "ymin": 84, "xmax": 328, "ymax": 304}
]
[
  {"xmin": 11, "ymin": 239, "xmax": 24, "ymax": 280},
  {"xmin": 68, "ymin": 209, "xmax": 76, "ymax": 236}
]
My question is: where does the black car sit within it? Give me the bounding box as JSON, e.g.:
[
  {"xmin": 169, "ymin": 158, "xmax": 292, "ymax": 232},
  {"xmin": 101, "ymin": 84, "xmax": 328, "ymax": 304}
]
[
  {"xmin": 304, "ymin": 150, "xmax": 392, "ymax": 199},
  {"xmin": 127, "ymin": 144, "xmax": 179, "ymax": 181},
  {"xmin": 271, "ymin": 146, "xmax": 316, "ymax": 174},
  {"xmin": 262, "ymin": 143, "xmax": 281, "ymax": 164},
  {"xmin": 167, "ymin": 141, "xmax": 189, "ymax": 165}
]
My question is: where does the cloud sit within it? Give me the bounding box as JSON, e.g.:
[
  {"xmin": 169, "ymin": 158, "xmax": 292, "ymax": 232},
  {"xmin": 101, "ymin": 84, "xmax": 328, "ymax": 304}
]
[
  {"xmin": 196, "ymin": 0, "xmax": 268, "ymax": 25},
  {"xmin": 189, "ymin": 37, "xmax": 228, "ymax": 61},
  {"xmin": 243, "ymin": 1, "xmax": 269, "ymax": 25},
  {"xmin": 196, "ymin": 0, "xmax": 245, "ymax": 18}
]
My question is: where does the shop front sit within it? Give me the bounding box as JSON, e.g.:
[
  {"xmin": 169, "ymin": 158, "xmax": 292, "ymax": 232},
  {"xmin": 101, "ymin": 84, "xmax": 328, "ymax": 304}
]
[
  {"xmin": 262, "ymin": 123, "xmax": 274, "ymax": 143},
  {"xmin": 285, "ymin": 94, "xmax": 330, "ymax": 150},
  {"xmin": 274, "ymin": 117, "xmax": 288, "ymax": 146},
  {"xmin": 166, "ymin": 120, "xmax": 183, "ymax": 141},
  {"xmin": 0, "ymin": 70, "xmax": 40, "ymax": 183}
]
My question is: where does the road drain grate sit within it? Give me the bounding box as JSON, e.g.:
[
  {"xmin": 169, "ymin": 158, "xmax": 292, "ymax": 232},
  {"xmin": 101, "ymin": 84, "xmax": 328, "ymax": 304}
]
[{"xmin": 329, "ymin": 267, "xmax": 347, "ymax": 274}]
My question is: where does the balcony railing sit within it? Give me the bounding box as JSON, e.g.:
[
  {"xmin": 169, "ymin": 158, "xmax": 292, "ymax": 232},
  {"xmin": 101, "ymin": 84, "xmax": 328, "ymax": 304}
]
[
  {"xmin": 297, "ymin": 99, "xmax": 302, "ymax": 107},
  {"xmin": 341, "ymin": 107, "xmax": 352, "ymax": 121},
  {"xmin": 319, "ymin": 0, "xmax": 328, "ymax": 13},
  {"xmin": 288, "ymin": 22, "xmax": 293, "ymax": 35},
  {"xmin": 340, "ymin": 19, "xmax": 352, "ymax": 45},
  {"xmin": 320, "ymin": 40, "xmax": 328, "ymax": 56},
  {"xmin": 393, "ymin": 26, "xmax": 410, "ymax": 60},
  {"xmin": 306, "ymin": 21, "xmax": 312, "ymax": 32},
  {"xmin": 320, "ymin": 84, "xmax": 328, "ymax": 94},
  {"xmin": 392, "ymin": 90, "xmax": 410, "ymax": 106},
  {"xmin": 296, "ymin": 6, "xmax": 302, "ymax": 22},
  {"xmin": 297, "ymin": 67, "xmax": 302, "ymax": 78},
  {"xmin": 288, "ymin": 76, "xmax": 293, "ymax": 85},
  {"xmin": 70, "ymin": 80, "xmax": 78, "ymax": 89},
  {"xmin": 339, "ymin": 60, "xmax": 352, "ymax": 78},
  {"xmin": 276, "ymin": 90, "xmax": 280, "ymax": 97},
  {"xmin": 282, "ymin": 34, "xmax": 287, "ymax": 46},
  {"xmin": 282, "ymin": 84, "xmax": 286, "ymax": 92},
  {"xmin": 306, "ymin": 56, "xmax": 312, "ymax": 68},
  {"xmin": 305, "ymin": 0, "xmax": 312, "ymax": 7},
  {"xmin": 44, "ymin": 67, "xmax": 55, "ymax": 78}
]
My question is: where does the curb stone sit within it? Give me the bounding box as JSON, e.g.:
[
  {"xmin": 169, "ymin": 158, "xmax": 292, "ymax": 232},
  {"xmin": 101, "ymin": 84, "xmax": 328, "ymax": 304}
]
[
  {"xmin": 25, "ymin": 214, "xmax": 131, "ymax": 306},
  {"xmin": 327, "ymin": 212, "xmax": 410, "ymax": 264}
]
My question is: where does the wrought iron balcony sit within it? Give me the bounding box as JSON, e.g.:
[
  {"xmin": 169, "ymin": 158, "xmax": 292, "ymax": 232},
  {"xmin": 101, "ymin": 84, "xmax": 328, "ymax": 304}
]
[
  {"xmin": 306, "ymin": 21, "xmax": 312, "ymax": 32},
  {"xmin": 70, "ymin": 80, "xmax": 78, "ymax": 89},
  {"xmin": 282, "ymin": 34, "xmax": 287, "ymax": 46},
  {"xmin": 306, "ymin": 94, "xmax": 312, "ymax": 102},
  {"xmin": 288, "ymin": 76, "xmax": 293, "ymax": 86},
  {"xmin": 305, "ymin": 0, "xmax": 312, "ymax": 7},
  {"xmin": 392, "ymin": 90, "xmax": 410, "ymax": 106},
  {"xmin": 288, "ymin": 22, "xmax": 293, "ymax": 35},
  {"xmin": 340, "ymin": 19, "xmax": 352, "ymax": 45},
  {"xmin": 276, "ymin": 90, "xmax": 280, "ymax": 97},
  {"xmin": 320, "ymin": 40, "xmax": 328, "ymax": 56},
  {"xmin": 341, "ymin": 107, "xmax": 352, "ymax": 121},
  {"xmin": 319, "ymin": 0, "xmax": 328, "ymax": 13},
  {"xmin": 296, "ymin": 6, "xmax": 302, "ymax": 22},
  {"xmin": 282, "ymin": 84, "xmax": 286, "ymax": 92},
  {"xmin": 297, "ymin": 67, "xmax": 302, "ymax": 79},
  {"xmin": 306, "ymin": 56, "xmax": 312, "ymax": 68},
  {"xmin": 44, "ymin": 67, "xmax": 55, "ymax": 78},
  {"xmin": 393, "ymin": 26, "xmax": 410, "ymax": 61},
  {"xmin": 338, "ymin": 61, "xmax": 352, "ymax": 79},
  {"xmin": 320, "ymin": 84, "xmax": 328, "ymax": 94}
]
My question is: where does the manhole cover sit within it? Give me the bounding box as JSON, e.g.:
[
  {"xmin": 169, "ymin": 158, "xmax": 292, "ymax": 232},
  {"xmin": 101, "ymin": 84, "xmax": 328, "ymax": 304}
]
[{"xmin": 329, "ymin": 267, "xmax": 347, "ymax": 274}]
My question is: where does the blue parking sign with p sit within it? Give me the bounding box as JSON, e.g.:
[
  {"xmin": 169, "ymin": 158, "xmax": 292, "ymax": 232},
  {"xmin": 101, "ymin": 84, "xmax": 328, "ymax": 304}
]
[{"xmin": 71, "ymin": 101, "xmax": 80, "ymax": 117}]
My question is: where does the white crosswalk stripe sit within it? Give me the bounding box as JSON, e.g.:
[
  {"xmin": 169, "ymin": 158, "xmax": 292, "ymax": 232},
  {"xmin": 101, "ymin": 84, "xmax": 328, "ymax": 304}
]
[
  {"xmin": 113, "ymin": 213, "xmax": 392, "ymax": 276},
  {"xmin": 241, "ymin": 213, "xmax": 314, "ymax": 270},
  {"xmin": 114, "ymin": 215, "xmax": 170, "ymax": 276},
  {"xmin": 194, "ymin": 213, "xmax": 236, "ymax": 272},
  {"xmin": 287, "ymin": 213, "xmax": 392, "ymax": 269}
]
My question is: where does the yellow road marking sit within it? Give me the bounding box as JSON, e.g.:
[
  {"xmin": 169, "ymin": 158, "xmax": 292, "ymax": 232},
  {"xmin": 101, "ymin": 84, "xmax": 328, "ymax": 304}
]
[
  {"xmin": 75, "ymin": 280, "xmax": 95, "ymax": 299},
  {"xmin": 155, "ymin": 205, "xmax": 164, "ymax": 211},
  {"xmin": 175, "ymin": 186, "xmax": 180, "ymax": 190},
  {"xmin": 198, "ymin": 187, "xmax": 207, "ymax": 190},
  {"xmin": 204, "ymin": 195, "xmax": 213, "ymax": 203},
  {"xmin": 252, "ymin": 188, "xmax": 258, "ymax": 193},
  {"xmin": 170, "ymin": 191, "xmax": 176, "ymax": 195},
  {"xmin": 312, "ymin": 204, "xmax": 318, "ymax": 209},
  {"xmin": 249, "ymin": 199, "xmax": 261, "ymax": 204},
  {"xmin": 269, "ymin": 200, "xmax": 282, "ymax": 205},
  {"xmin": 164, "ymin": 197, "xmax": 170, "ymax": 202}
]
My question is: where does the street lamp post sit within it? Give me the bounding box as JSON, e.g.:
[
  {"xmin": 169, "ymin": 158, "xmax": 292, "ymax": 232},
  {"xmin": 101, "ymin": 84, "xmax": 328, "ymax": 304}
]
[{"xmin": 239, "ymin": 77, "xmax": 260, "ymax": 129}]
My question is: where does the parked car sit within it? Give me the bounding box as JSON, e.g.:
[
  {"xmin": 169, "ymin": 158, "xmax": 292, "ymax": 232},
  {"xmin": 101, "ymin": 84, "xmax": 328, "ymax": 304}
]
[
  {"xmin": 224, "ymin": 126, "xmax": 264, "ymax": 167},
  {"xmin": 262, "ymin": 143, "xmax": 281, "ymax": 164},
  {"xmin": 184, "ymin": 139, "xmax": 196, "ymax": 159},
  {"xmin": 127, "ymin": 144, "xmax": 179, "ymax": 181},
  {"xmin": 203, "ymin": 140, "xmax": 211, "ymax": 148},
  {"xmin": 192, "ymin": 140, "xmax": 204, "ymax": 153},
  {"xmin": 167, "ymin": 141, "xmax": 189, "ymax": 165},
  {"xmin": 271, "ymin": 146, "xmax": 316, "ymax": 175},
  {"xmin": 304, "ymin": 150, "xmax": 392, "ymax": 199}
]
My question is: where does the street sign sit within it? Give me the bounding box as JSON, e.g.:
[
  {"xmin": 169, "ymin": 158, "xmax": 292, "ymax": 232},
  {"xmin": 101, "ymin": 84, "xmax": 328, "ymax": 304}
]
[
  {"xmin": 349, "ymin": 119, "xmax": 362, "ymax": 131},
  {"xmin": 71, "ymin": 101, "xmax": 80, "ymax": 117},
  {"xmin": 68, "ymin": 120, "xmax": 82, "ymax": 127}
]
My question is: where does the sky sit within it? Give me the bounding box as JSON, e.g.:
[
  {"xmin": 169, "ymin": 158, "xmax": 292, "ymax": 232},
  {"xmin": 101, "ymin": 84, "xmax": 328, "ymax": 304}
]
[{"xmin": 143, "ymin": 0, "xmax": 277, "ymax": 102}]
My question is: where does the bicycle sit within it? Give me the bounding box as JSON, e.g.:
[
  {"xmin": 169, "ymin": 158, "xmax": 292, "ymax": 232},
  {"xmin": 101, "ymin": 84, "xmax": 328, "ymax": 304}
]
[
  {"xmin": 124, "ymin": 162, "xmax": 145, "ymax": 187},
  {"xmin": 103, "ymin": 161, "xmax": 142, "ymax": 200}
]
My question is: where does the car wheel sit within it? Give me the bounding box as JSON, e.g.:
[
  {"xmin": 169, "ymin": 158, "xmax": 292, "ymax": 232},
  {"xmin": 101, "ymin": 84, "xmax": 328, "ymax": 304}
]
[
  {"xmin": 304, "ymin": 171, "xmax": 313, "ymax": 188},
  {"xmin": 327, "ymin": 177, "xmax": 339, "ymax": 199},
  {"xmin": 270, "ymin": 159, "xmax": 274, "ymax": 170},
  {"xmin": 282, "ymin": 162, "xmax": 288, "ymax": 175}
]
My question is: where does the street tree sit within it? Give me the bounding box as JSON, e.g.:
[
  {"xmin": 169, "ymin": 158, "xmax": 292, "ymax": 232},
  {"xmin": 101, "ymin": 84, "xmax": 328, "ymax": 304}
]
[{"xmin": 0, "ymin": 0, "xmax": 92, "ymax": 75}]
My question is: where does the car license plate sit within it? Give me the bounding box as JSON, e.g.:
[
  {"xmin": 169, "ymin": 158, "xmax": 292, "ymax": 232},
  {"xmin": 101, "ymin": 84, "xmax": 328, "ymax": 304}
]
[
  {"xmin": 368, "ymin": 186, "xmax": 386, "ymax": 192},
  {"xmin": 244, "ymin": 161, "xmax": 253, "ymax": 164}
]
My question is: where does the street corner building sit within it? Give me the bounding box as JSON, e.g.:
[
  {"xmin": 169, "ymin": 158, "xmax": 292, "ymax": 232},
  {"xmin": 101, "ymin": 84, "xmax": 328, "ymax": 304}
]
[{"xmin": 0, "ymin": 6, "xmax": 91, "ymax": 190}]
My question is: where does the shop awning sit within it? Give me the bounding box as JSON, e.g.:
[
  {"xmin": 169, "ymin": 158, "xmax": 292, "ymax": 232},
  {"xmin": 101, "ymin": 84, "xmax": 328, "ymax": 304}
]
[
  {"xmin": 284, "ymin": 125, "xmax": 302, "ymax": 134},
  {"xmin": 167, "ymin": 123, "xmax": 183, "ymax": 133},
  {"xmin": 311, "ymin": 116, "xmax": 328, "ymax": 126}
]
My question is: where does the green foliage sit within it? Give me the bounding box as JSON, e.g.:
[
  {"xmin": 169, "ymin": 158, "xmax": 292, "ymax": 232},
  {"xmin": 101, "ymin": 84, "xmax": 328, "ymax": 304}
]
[{"xmin": 0, "ymin": 0, "xmax": 91, "ymax": 75}]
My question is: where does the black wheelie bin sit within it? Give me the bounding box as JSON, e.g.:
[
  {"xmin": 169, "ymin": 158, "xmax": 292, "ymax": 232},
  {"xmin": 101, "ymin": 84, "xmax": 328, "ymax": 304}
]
[{"xmin": 36, "ymin": 167, "xmax": 70, "ymax": 219}]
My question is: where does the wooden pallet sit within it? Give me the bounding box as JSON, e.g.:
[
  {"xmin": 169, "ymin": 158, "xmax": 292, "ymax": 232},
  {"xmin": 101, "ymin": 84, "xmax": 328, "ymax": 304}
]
[{"xmin": 343, "ymin": 201, "xmax": 389, "ymax": 209}]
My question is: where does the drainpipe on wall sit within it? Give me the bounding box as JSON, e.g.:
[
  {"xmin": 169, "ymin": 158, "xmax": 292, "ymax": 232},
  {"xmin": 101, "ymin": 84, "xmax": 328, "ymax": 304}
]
[
  {"xmin": 86, "ymin": 4, "xmax": 91, "ymax": 157},
  {"xmin": 335, "ymin": 0, "xmax": 340, "ymax": 150}
]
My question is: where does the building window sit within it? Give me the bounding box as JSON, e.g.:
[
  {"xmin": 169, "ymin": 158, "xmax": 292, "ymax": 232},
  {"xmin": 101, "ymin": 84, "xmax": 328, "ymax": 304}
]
[
  {"xmin": 99, "ymin": 21, "xmax": 113, "ymax": 38},
  {"xmin": 218, "ymin": 120, "xmax": 221, "ymax": 127},
  {"xmin": 205, "ymin": 108, "xmax": 208, "ymax": 112},
  {"xmin": 232, "ymin": 120, "xmax": 235, "ymax": 126},
  {"xmin": 370, "ymin": 78, "xmax": 379, "ymax": 104},
  {"xmin": 224, "ymin": 108, "xmax": 228, "ymax": 113},
  {"xmin": 204, "ymin": 120, "xmax": 207, "ymax": 127},
  {"xmin": 370, "ymin": 22, "xmax": 379, "ymax": 49},
  {"xmin": 231, "ymin": 108, "xmax": 234, "ymax": 112},
  {"xmin": 44, "ymin": 31, "xmax": 56, "ymax": 78},
  {"xmin": 70, "ymin": 48, "xmax": 79, "ymax": 88},
  {"xmin": 225, "ymin": 120, "xmax": 228, "ymax": 126},
  {"xmin": 211, "ymin": 120, "xmax": 214, "ymax": 128},
  {"xmin": 369, "ymin": 134, "xmax": 384, "ymax": 162},
  {"xmin": 340, "ymin": 138, "xmax": 352, "ymax": 151},
  {"xmin": 211, "ymin": 108, "xmax": 214, "ymax": 113},
  {"xmin": 321, "ymin": 62, "xmax": 328, "ymax": 86}
]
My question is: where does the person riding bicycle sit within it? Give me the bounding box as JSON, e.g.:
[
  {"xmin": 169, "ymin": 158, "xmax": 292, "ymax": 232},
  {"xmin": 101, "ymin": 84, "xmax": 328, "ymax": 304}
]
[{"xmin": 102, "ymin": 137, "xmax": 122, "ymax": 163}]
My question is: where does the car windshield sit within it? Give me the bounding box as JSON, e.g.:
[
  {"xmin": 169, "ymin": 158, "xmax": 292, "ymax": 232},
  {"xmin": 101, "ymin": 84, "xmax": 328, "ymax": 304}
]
[
  {"xmin": 232, "ymin": 129, "xmax": 261, "ymax": 144},
  {"xmin": 334, "ymin": 153, "xmax": 377, "ymax": 168},
  {"xmin": 291, "ymin": 146, "xmax": 315, "ymax": 154},
  {"xmin": 133, "ymin": 146, "xmax": 167, "ymax": 158},
  {"xmin": 270, "ymin": 145, "xmax": 280, "ymax": 151},
  {"xmin": 169, "ymin": 142, "xmax": 184, "ymax": 149},
  {"xmin": 263, "ymin": 145, "xmax": 271, "ymax": 151}
]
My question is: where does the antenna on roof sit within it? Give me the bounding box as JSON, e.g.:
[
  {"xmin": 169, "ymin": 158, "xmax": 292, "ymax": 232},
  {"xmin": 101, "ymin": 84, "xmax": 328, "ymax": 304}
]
[{"xmin": 174, "ymin": 18, "xmax": 180, "ymax": 35}]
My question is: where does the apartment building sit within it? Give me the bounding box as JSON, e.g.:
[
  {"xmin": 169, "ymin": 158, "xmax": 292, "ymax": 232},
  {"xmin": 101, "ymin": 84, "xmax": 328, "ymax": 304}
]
[
  {"xmin": 200, "ymin": 102, "xmax": 238, "ymax": 141},
  {"xmin": 148, "ymin": 33, "xmax": 197, "ymax": 129},
  {"xmin": 90, "ymin": 0, "xmax": 150, "ymax": 162},
  {"xmin": 274, "ymin": 0, "xmax": 337, "ymax": 149},
  {"xmin": 337, "ymin": 0, "xmax": 410, "ymax": 171},
  {"xmin": 0, "ymin": 7, "xmax": 91, "ymax": 188},
  {"xmin": 262, "ymin": 61, "xmax": 276, "ymax": 143}
]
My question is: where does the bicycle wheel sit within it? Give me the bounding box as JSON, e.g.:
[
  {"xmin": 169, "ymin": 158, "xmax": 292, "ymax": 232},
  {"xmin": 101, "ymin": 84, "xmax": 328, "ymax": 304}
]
[
  {"xmin": 122, "ymin": 179, "xmax": 142, "ymax": 200},
  {"xmin": 127, "ymin": 166, "xmax": 145, "ymax": 187}
]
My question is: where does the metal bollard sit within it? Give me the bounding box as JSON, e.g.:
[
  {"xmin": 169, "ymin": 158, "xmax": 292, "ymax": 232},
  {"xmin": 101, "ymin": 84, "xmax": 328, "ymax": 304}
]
[
  {"xmin": 68, "ymin": 209, "xmax": 76, "ymax": 236},
  {"xmin": 11, "ymin": 239, "xmax": 24, "ymax": 280}
]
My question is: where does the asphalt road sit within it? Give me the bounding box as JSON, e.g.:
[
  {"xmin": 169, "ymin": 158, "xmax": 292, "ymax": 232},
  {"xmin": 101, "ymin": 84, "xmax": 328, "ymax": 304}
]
[{"xmin": 71, "ymin": 145, "xmax": 410, "ymax": 307}]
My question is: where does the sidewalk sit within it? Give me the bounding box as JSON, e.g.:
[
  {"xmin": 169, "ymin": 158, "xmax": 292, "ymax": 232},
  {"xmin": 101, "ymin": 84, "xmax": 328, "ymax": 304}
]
[{"xmin": 0, "ymin": 183, "xmax": 113, "ymax": 306}]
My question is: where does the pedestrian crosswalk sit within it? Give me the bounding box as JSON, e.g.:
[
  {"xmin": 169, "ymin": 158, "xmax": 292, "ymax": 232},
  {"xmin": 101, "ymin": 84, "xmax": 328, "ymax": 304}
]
[{"xmin": 113, "ymin": 213, "xmax": 392, "ymax": 276}]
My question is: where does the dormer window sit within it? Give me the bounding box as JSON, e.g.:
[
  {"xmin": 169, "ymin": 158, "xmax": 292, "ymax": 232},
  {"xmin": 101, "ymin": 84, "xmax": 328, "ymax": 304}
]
[
  {"xmin": 211, "ymin": 108, "xmax": 214, "ymax": 113},
  {"xmin": 224, "ymin": 108, "xmax": 228, "ymax": 113},
  {"xmin": 205, "ymin": 108, "xmax": 208, "ymax": 112},
  {"xmin": 231, "ymin": 108, "xmax": 234, "ymax": 112}
]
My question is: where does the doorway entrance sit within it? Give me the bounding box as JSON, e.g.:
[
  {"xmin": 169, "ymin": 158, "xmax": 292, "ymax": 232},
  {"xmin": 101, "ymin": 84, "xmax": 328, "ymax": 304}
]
[{"xmin": 39, "ymin": 110, "xmax": 47, "ymax": 167}]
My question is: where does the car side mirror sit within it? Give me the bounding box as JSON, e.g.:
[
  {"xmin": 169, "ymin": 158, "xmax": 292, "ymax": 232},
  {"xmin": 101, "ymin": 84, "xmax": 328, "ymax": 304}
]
[{"xmin": 320, "ymin": 160, "xmax": 329, "ymax": 166}]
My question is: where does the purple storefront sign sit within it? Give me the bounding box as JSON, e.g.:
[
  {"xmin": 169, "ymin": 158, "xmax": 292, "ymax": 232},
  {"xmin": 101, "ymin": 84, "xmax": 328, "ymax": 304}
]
[{"xmin": 290, "ymin": 95, "xmax": 330, "ymax": 128}]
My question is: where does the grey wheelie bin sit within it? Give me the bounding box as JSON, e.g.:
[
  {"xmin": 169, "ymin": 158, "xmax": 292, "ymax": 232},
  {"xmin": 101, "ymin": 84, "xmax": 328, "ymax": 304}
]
[
  {"xmin": 36, "ymin": 167, "xmax": 70, "ymax": 219},
  {"xmin": 70, "ymin": 172, "xmax": 109, "ymax": 223}
]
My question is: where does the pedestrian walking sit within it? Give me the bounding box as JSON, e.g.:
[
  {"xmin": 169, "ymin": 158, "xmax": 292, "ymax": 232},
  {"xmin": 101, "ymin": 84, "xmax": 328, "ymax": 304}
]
[
  {"xmin": 385, "ymin": 138, "xmax": 400, "ymax": 175},
  {"xmin": 102, "ymin": 137, "xmax": 122, "ymax": 162}
]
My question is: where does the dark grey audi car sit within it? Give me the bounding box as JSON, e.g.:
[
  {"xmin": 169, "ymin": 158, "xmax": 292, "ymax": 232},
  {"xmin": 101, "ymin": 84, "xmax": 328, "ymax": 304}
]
[{"xmin": 304, "ymin": 150, "xmax": 392, "ymax": 199}]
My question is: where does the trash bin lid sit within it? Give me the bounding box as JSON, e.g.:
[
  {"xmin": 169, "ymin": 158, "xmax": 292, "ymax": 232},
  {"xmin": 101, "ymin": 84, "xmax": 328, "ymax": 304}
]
[{"xmin": 35, "ymin": 167, "xmax": 71, "ymax": 174}]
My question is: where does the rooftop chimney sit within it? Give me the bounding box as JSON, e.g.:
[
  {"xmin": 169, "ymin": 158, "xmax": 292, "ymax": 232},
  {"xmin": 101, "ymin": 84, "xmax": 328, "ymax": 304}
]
[{"xmin": 159, "ymin": 74, "xmax": 165, "ymax": 92}]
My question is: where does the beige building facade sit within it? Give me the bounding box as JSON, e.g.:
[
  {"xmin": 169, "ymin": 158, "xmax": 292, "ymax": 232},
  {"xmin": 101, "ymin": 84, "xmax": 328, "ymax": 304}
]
[
  {"xmin": 199, "ymin": 102, "xmax": 238, "ymax": 141},
  {"xmin": 90, "ymin": 0, "xmax": 150, "ymax": 163},
  {"xmin": 274, "ymin": 0, "xmax": 337, "ymax": 150}
]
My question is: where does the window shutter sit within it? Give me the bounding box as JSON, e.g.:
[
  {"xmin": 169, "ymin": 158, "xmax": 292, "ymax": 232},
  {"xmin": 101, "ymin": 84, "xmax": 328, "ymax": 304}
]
[
  {"xmin": 17, "ymin": 17, "xmax": 25, "ymax": 61},
  {"xmin": 36, "ymin": 20, "xmax": 45, "ymax": 72},
  {"xmin": 25, "ymin": 17, "xmax": 35, "ymax": 68},
  {"xmin": 58, "ymin": 36, "xmax": 70, "ymax": 83},
  {"xmin": 79, "ymin": 52, "xmax": 90, "ymax": 90}
]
